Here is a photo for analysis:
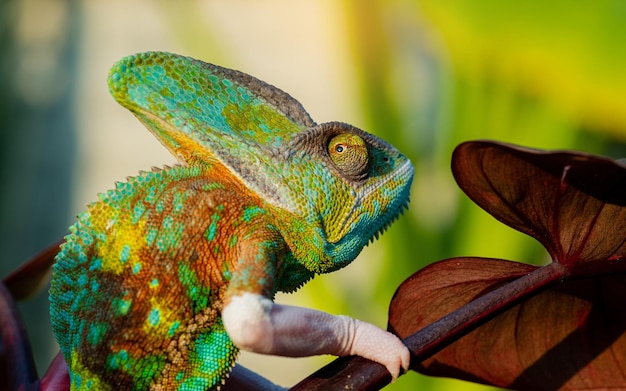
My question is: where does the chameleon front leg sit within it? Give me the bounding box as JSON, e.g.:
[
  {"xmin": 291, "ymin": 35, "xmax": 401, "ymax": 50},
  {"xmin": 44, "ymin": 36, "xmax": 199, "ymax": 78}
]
[
  {"xmin": 220, "ymin": 232, "xmax": 410, "ymax": 381},
  {"xmin": 222, "ymin": 293, "xmax": 410, "ymax": 381}
]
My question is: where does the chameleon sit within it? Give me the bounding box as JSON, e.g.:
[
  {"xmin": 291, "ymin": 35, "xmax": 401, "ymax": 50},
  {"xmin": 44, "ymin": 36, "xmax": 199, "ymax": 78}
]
[{"xmin": 49, "ymin": 52, "xmax": 414, "ymax": 390}]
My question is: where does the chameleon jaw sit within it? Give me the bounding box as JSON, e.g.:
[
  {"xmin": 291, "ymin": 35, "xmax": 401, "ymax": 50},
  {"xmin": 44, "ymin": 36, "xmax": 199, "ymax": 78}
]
[
  {"xmin": 313, "ymin": 158, "xmax": 413, "ymax": 272},
  {"xmin": 343, "ymin": 158, "xmax": 414, "ymax": 246}
]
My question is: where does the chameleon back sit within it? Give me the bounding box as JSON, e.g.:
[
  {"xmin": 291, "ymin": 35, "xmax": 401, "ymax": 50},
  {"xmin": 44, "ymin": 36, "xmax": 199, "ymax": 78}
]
[{"xmin": 50, "ymin": 164, "xmax": 260, "ymax": 390}]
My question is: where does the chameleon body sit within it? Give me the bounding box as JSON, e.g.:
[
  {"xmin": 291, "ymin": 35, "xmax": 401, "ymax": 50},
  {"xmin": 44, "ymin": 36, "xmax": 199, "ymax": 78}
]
[{"xmin": 49, "ymin": 52, "xmax": 413, "ymax": 390}]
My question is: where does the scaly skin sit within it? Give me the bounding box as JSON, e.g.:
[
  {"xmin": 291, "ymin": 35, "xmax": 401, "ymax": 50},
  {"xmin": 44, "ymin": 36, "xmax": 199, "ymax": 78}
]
[{"xmin": 49, "ymin": 52, "xmax": 414, "ymax": 390}]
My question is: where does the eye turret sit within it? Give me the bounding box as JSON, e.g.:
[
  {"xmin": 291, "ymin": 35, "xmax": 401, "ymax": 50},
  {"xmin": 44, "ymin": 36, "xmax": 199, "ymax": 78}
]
[{"xmin": 328, "ymin": 133, "xmax": 369, "ymax": 181}]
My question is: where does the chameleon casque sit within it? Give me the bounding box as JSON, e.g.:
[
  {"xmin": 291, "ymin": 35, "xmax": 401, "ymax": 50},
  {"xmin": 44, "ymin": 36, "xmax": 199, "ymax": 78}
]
[{"xmin": 49, "ymin": 52, "xmax": 414, "ymax": 390}]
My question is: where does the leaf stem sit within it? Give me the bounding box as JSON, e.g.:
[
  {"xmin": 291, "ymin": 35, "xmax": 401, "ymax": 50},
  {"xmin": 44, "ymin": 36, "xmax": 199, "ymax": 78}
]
[{"xmin": 405, "ymin": 261, "xmax": 566, "ymax": 361}]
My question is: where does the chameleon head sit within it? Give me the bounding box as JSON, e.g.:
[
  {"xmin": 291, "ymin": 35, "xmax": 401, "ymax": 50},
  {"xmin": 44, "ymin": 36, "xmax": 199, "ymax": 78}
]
[
  {"xmin": 107, "ymin": 52, "xmax": 413, "ymax": 275},
  {"xmin": 278, "ymin": 121, "xmax": 414, "ymax": 273}
]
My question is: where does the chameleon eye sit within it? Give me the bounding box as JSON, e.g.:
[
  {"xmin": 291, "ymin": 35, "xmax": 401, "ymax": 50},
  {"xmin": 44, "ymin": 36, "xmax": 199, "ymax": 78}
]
[{"xmin": 328, "ymin": 133, "xmax": 369, "ymax": 180}]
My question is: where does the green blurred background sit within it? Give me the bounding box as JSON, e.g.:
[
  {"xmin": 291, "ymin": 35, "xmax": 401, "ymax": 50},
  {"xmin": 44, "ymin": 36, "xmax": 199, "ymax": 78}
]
[{"xmin": 2, "ymin": 1, "xmax": 626, "ymax": 389}]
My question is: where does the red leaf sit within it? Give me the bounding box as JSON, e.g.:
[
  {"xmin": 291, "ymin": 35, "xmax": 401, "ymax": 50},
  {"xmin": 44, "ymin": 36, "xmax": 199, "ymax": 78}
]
[
  {"xmin": 40, "ymin": 352, "xmax": 70, "ymax": 391},
  {"xmin": 390, "ymin": 258, "xmax": 537, "ymax": 330},
  {"xmin": 389, "ymin": 141, "xmax": 626, "ymax": 390},
  {"xmin": 452, "ymin": 141, "xmax": 626, "ymax": 268},
  {"xmin": 390, "ymin": 258, "xmax": 626, "ymax": 390}
]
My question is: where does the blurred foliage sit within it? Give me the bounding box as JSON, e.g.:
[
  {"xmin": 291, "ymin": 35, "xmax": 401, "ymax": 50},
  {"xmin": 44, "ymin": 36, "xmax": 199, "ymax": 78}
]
[
  {"xmin": 0, "ymin": 0, "xmax": 77, "ymax": 376},
  {"xmin": 420, "ymin": 0, "xmax": 626, "ymax": 139}
]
